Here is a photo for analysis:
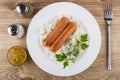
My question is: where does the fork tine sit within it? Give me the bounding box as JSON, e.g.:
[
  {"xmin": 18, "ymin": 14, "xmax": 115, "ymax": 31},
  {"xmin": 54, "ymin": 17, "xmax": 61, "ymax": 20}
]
[
  {"xmin": 110, "ymin": 2, "xmax": 113, "ymax": 18},
  {"xmin": 109, "ymin": 2, "xmax": 112, "ymax": 16},
  {"xmin": 109, "ymin": 3, "xmax": 111, "ymax": 14},
  {"xmin": 104, "ymin": 3, "xmax": 106, "ymax": 17},
  {"xmin": 108, "ymin": 3, "xmax": 110, "ymax": 16},
  {"xmin": 104, "ymin": 3, "xmax": 108, "ymax": 16},
  {"xmin": 104, "ymin": 3, "xmax": 108, "ymax": 18},
  {"xmin": 107, "ymin": 3, "xmax": 110, "ymax": 16}
]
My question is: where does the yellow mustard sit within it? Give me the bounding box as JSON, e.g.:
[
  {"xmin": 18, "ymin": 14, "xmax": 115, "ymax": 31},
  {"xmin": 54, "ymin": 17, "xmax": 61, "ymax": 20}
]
[{"xmin": 7, "ymin": 46, "xmax": 27, "ymax": 66}]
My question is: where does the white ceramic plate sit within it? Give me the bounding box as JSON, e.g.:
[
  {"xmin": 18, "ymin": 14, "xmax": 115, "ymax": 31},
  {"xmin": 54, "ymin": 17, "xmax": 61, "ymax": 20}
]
[{"xmin": 27, "ymin": 2, "xmax": 101, "ymax": 76}]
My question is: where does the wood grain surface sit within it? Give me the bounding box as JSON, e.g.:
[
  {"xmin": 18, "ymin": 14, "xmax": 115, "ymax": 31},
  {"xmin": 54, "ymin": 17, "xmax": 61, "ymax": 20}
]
[{"xmin": 0, "ymin": 0, "xmax": 120, "ymax": 80}]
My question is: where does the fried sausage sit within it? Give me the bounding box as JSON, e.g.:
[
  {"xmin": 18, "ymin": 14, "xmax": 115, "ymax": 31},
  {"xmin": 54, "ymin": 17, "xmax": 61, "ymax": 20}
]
[
  {"xmin": 43, "ymin": 17, "xmax": 69, "ymax": 46},
  {"xmin": 50, "ymin": 22, "xmax": 77, "ymax": 52}
]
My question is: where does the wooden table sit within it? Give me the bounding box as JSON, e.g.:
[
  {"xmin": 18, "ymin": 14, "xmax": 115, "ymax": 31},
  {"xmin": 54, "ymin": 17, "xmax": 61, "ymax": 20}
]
[{"xmin": 0, "ymin": 0, "xmax": 120, "ymax": 80}]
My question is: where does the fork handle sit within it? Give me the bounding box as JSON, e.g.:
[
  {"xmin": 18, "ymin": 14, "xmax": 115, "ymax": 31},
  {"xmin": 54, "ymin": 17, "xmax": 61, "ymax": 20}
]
[{"xmin": 107, "ymin": 24, "xmax": 111, "ymax": 70}]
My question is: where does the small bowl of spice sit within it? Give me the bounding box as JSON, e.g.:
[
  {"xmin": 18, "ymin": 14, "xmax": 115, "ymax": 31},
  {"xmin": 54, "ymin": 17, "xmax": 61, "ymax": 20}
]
[{"xmin": 7, "ymin": 46, "xmax": 27, "ymax": 66}]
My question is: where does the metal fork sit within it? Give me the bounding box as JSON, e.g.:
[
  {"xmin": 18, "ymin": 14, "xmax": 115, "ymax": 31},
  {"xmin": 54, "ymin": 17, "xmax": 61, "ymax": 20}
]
[{"xmin": 104, "ymin": 2, "xmax": 113, "ymax": 70}]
